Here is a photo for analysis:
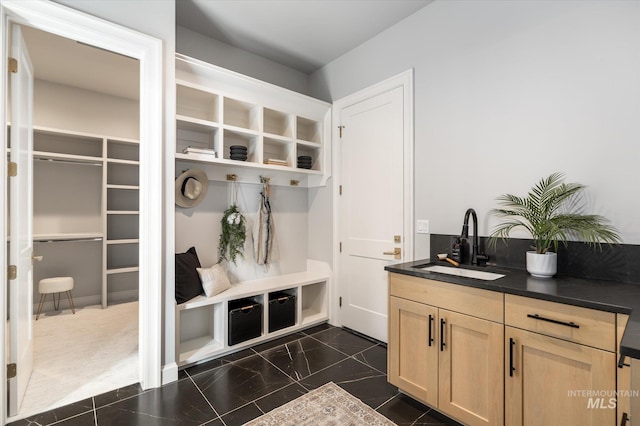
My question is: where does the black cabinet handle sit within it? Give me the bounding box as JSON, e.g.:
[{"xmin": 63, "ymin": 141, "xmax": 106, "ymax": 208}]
[
  {"xmin": 428, "ymin": 314, "xmax": 434, "ymax": 347},
  {"xmin": 620, "ymin": 412, "xmax": 629, "ymax": 426},
  {"xmin": 527, "ymin": 313, "xmax": 579, "ymax": 329},
  {"xmin": 440, "ymin": 318, "xmax": 446, "ymax": 351},
  {"xmin": 509, "ymin": 337, "xmax": 516, "ymax": 377},
  {"xmin": 618, "ymin": 354, "xmax": 631, "ymax": 369}
]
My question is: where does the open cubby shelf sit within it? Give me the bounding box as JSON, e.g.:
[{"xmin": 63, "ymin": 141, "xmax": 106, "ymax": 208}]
[
  {"xmin": 175, "ymin": 54, "xmax": 331, "ymax": 188},
  {"xmin": 175, "ymin": 270, "xmax": 329, "ymax": 367}
]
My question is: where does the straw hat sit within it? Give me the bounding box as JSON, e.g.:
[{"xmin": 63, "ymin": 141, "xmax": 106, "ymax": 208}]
[{"xmin": 175, "ymin": 169, "xmax": 208, "ymax": 208}]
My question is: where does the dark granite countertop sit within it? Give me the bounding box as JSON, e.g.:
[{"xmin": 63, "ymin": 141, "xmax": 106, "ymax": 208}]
[{"xmin": 385, "ymin": 258, "xmax": 640, "ymax": 360}]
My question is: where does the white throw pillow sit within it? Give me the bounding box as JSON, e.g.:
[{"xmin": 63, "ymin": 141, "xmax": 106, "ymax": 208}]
[{"xmin": 196, "ymin": 264, "xmax": 231, "ymax": 297}]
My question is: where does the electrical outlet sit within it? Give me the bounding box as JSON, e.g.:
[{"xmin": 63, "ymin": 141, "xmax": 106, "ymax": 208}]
[{"xmin": 417, "ymin": 220, "xmax": 430, "ymax": 234}]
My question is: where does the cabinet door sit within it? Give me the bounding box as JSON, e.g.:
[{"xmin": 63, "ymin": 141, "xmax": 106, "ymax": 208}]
[
  {"xmin": 506, "ymin": 326, "xmax": 616, "ymax": 426},
  {"xmin": 388, "ymin": 296, "xmax": 438, "ymax": 406},
  {"xmin": 438, "ymin": 310, "xmax": 504, "ymax": 426}
]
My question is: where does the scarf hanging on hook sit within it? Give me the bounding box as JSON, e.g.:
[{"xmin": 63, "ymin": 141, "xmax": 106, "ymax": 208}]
[{"xmin": 253, "ymin": 176, "xmax": 279, "ymax": 270}]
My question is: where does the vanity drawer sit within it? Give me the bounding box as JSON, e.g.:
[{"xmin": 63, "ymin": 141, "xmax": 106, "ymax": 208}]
[
  {"xmin": 505, "ymin": 294, "xmax": 616, "ymax": 351},
  {"xmin": 389, "ymin": 273, "xmax": 503, "ymax": 323}
]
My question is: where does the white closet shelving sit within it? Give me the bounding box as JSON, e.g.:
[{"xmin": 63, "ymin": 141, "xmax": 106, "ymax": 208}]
[{"xmin": 29, "ymin": 125, "xmax": 139, "ymax": 309}]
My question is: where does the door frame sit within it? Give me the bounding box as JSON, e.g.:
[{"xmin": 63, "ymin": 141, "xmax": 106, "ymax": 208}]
[
  {"xmin": 331, "ymin": 70, "xmax": 414, "ymax": 328},
  {"xmin": 0, "ymin": 0, "xmax": 163, "ymax": 421}
]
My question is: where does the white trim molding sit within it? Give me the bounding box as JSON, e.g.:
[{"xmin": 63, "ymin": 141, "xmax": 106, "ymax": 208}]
[{"xmin": 0, "ymin": 1, "xmax": 163, "ymax": 421}]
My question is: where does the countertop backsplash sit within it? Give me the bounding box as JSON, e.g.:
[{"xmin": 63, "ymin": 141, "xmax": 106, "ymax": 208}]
[{"xmin": 430, "ymin": 233, "xmax": 640, "ymax": 285}]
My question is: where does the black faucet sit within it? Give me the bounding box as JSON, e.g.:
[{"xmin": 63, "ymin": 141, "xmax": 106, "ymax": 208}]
[{"xmin": 461, "ymin": 208, "xmax": 479, "ymax": 265}]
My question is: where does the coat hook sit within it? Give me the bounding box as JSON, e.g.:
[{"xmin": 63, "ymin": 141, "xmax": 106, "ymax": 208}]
[{"xmin": 226, "ymin": 174, "xmax": 237, "ymax": 181}]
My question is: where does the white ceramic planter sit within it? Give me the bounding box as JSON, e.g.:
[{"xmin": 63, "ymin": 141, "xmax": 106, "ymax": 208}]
[{"xmin": 526, "ymin": 251, "xmax": 557, "ymax": 278}]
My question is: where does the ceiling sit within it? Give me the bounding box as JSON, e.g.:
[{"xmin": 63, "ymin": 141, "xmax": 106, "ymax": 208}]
[
  {"xmin": 21, "ymin": 26, "xmax": 139, "ymax": 100},
  {"xmin": 177, "ymin": 0, "xmax": 432, "ymax": 74},
  {"xmin": 21, "ymin": 1, "xmax": 431, "ymax": 100}
]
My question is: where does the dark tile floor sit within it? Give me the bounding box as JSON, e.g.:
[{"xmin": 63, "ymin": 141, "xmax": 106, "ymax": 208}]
[{"xmin": 9, "ymin": 324, "xmax": 460, "ymax": 426}]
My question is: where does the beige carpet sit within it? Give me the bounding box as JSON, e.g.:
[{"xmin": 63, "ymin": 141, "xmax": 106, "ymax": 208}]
[
  {"xmin": 9, "ymin": 301, "xmax": 138, "ymax": 421},
  {"xmin": 245, "ymin": 382, "xmax": 397, "ymax": 426}
]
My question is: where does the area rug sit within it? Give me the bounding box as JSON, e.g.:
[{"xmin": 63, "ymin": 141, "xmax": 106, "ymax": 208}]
[{"xmin": 245, "ymin": 382, "xmax": 397, "ymax": 426}]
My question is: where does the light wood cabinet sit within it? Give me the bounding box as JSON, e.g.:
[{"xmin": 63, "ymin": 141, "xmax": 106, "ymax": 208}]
[
  {"xmin": 389, "ymin": 272, "xmax": 629, "ymax": 426},
  {"xmin": 388, "ymin": 296, "xmax": 437, "ymax": 405},
  {"xmin": 505, "ymin": 294, "xmax": 617, "ymax": 426},
  {"xmin": 388, "ymin": 273, "xmax": 504, "ymax": 426},
  {"xmin": 617, "ymin": 314, "xmax": 640, "ymax": 426}
]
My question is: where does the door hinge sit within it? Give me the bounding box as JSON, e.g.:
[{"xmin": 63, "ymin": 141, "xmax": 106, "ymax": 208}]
[
  {"xmin": 8, "ymin": 265, "xmax": 16, "ymax": 280},
  {"xmin": 8, "ymin": 57, "xmax": 17, "ymax": 74},
  {"xmin": 339, "ymin": 185, "xmax": 342, "ymax": 195},
  {"xmin": 339, "ymin": 296, "xmax": 342, "ymax": 308},
  {"xmin": 7, "ymin": 363, "xmax": 16, "ymax": 379},
  {"xmin": 8, "ymin": 162, "xmax": 17, "ymax": 177},
  {"xmin": 339, "ymin": 242, "xmax": 342, "ymax": 252},
  {"xmin": 338, "ymin": 125, "xmax": 345, "ymax": 138}
]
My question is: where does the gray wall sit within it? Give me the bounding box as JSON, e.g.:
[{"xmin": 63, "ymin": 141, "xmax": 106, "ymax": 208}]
[
  {"xmin": 310, "ymin": 0, "xmax": 640, "ymax": 259},
  {"xmin": 177, "ymin": 26, "xmax": 311, "ymax": 95}
]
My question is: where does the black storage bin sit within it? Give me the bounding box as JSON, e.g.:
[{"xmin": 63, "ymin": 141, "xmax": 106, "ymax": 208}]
[
  {"xmin": 268, "ymin": 291, "xmax": 296, "ymax": 332},
  {"xmin": 228, "ymin": 298, "xmax": 262, "ymax": 346}
]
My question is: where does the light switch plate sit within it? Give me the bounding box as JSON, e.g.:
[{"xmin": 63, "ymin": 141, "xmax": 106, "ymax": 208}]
[{"xmin": 417, "ymin": 220, "xmax": 430, "ymax": 234}]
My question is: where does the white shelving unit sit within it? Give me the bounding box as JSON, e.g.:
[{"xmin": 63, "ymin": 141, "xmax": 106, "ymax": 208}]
[
  {"xmin": 173, "ymin": 55, "xmax": 332, "ymax": 367},
  {"xmin": 176, "ymin": 268, "xmax": 330, "ymax": 366},
  {"xmin": 175, "ymin": 54, "xmax": 331, "ymax": 187},
  {"xmin": 29, "ymin": 125, "xmax": 139, "ymax": 309}
]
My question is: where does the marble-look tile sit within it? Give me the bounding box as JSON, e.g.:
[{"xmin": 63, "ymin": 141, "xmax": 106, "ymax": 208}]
[
  {"xmin": 192, "ymin": 353, "xmax": 293, "ymax": 416},
  {"xmin": 260, "ymin": 336, "xmax": 347, "ymax": 380},
  {"xmin": 93, "ymin": 383, "xmax": 144, "ymax": 408},
  {"xmin": 7, "ymin": 397, "xmax": 94, "ymax": 426},
  {"xmin": 311, "ymin": 327, "xmax": 377, "ymax": 355},
  {"xmin": 354, "ymin": 344, "xmax": 388, "ymax": 374},
  {"xmin": 95, "ymin": 377, "xmax": 217, "ymax": 425},
  {"xmin": 253, "ymin": 382, "xmax": 308, "ymax": 413},
  {"xmin": 300, "ymin": 322, "xmax": 333, "ymax": 336},
  {"xmin": 183, "ymin": 348, "xmax": 257, "ymax": 378},
  {"xmin": 376, "ymin": 393, "xmax": 459, "ymax": 425},
  {"xmin": 220, "ymin": 402, "xmax": 264, "ymax": 425},
  {"xmin": 49, "ymin": 411, "xmax": 97, "ymax": 425},
  {"xmin": 252, "ymin": 332, "xmax": 307, "ymax": 353},
  {"xmin": 299, "ymin": 357, "xmax": 395, "ymax": 409}
]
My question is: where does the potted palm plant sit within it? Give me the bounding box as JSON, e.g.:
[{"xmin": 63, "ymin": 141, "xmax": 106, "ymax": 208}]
[{"xmin": 490, "ymin": 172, "xmax": 621, "ymax": 278}]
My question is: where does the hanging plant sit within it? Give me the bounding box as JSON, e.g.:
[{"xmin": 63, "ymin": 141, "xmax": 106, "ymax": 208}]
[{"xmin": 218, "ymin": 204, "xmax": 246, "ymax": 265}]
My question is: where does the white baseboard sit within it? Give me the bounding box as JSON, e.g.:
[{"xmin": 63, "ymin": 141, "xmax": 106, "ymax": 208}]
[{"xmin": 162, "ymin": 362, "xmax": 179, "ymax": 385}]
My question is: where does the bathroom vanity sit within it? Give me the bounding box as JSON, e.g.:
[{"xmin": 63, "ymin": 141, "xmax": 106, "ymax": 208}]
[{"xmin": 386, "ymin": 260, "xmax": 640, "ymax": 426}]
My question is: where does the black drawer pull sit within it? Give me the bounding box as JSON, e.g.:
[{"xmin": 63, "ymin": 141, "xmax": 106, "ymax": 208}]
[
  {"xmin": 509, "ymin": 337, "xmax": 516, "ymax": 377},
  {"xmin": 428, "ymin": 314, "xmax": 434, "ymax": 347},
  {"xmin": 618, "ymin": 354, "xmax": 631, "ymax": 369},
  {"xmin": 527, "ymin": 313, "xmax": 579, "ymax": 329},
  {"xmin": 620, "ymin": 412, "xmax": 629, "ymax": 426},
  {"xmin": 440, "ymin": 318, "xmax": 446, "ymax": 351}
]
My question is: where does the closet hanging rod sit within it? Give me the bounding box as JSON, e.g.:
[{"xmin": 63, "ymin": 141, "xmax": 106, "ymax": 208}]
[
  {"xmin": 34, "ymin": 156, "xmax": 103, "ymax": 166},
  {"xmin": 34, "ymin": 237, "xmax": 103, "ymax": 243}
]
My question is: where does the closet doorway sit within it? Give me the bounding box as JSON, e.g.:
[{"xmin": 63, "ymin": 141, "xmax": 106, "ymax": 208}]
[
  {"xmin": 2, "ymin": 1, "xmax": 163, "ymax": 422},
  {"xmin": 7, "ymin": 25, "xmax": 141, "ymax": 420}
]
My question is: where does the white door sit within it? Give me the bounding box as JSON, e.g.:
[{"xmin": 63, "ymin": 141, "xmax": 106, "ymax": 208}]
[
  {"xmin": 8, "ymin": 24, "xmax": 35, "ymax": 416},
  {"xmin": 337, "ymin": 80, "xmax": 410, "ymax": 343}
]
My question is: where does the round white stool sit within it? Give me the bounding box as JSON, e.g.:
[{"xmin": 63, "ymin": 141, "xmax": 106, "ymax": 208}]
[{"xmin": 36, "ymin": 277, "xmax": 76, "ymax": 320}]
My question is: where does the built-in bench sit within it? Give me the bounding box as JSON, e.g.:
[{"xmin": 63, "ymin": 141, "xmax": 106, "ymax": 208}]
[{"xmin": 175, "ymin": 260, "xmax": 330, "ymax": 367}]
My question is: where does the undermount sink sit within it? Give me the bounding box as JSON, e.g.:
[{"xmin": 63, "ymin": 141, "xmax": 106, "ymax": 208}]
[{"xmin": 419, "ymin": 265, "xmax": 505, "ymax": 281}]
